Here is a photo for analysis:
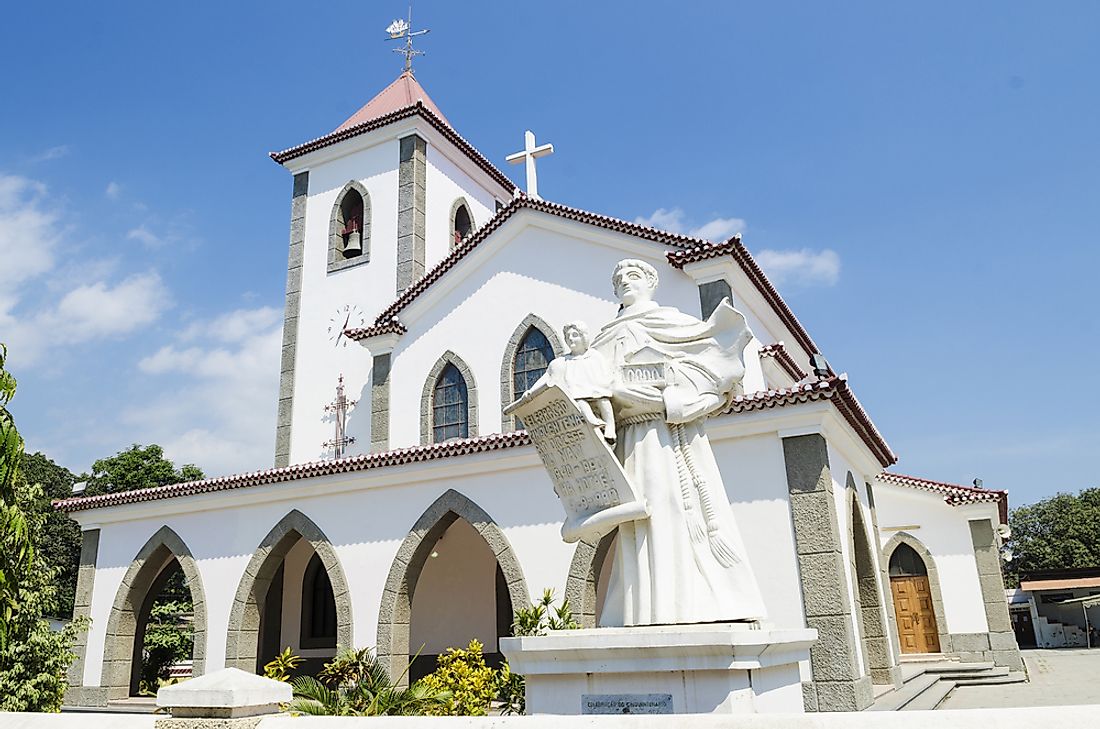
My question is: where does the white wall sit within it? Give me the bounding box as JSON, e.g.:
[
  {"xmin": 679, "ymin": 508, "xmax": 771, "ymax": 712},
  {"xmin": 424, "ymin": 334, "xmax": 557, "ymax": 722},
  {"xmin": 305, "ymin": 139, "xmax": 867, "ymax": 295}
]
[
  {"xmin": 410, "ymin": 518, "xmax": 500, "ymax": 654},
  {"xmin": 874, "ymin": 486, "xmax": 990, "ymax": 635},
  {"xmin": 424, "ymin": 146, "xmax": 497, "ymax": 266}
]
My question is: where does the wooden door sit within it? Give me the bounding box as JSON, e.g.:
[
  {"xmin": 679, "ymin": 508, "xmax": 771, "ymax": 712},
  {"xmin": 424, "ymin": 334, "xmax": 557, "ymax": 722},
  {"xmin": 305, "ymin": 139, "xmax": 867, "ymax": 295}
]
[{"xmin": 891, "ymin": 575, "xmax": 941, "ymax": 653}]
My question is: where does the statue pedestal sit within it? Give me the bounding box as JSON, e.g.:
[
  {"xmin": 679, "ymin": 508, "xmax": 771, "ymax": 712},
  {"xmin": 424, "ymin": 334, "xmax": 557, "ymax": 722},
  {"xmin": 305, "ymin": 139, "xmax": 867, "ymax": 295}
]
[{"xmin": 500, "ymin": 623, "xmax": 816, "ymax": 715}]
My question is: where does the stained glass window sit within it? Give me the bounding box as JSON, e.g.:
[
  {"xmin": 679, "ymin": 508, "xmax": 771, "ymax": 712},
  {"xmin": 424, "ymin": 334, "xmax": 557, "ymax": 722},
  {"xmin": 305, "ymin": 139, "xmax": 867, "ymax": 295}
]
[
  {"xmin": 432, "ymin": 363, "xmax": 468, "ymax": 442},
  {"xmin": 888, "ymin": 543, "xmax": 928, "ymax": 577},
  {"xmin": 514, "ymin": 328, "xmax": 555, "ymax": 399}
]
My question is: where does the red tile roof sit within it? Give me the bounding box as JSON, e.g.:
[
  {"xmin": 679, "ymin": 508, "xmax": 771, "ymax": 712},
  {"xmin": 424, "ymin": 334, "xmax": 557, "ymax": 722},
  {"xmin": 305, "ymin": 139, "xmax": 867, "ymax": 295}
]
[
  {"xmin": 345, "ymin": 317, "xmax": 407, "ymax": 341},
  {"xmin": 55, "ymin": 378, "xmax": 894, "ymax": 513},
  {"xmin": 667, "ymin": 238, "xmax": 821, "ymax": 358},
  {"xmin": 878, "ymin": 471, "xmax": 1008, "ymax": 523},
  {"xmin": 55, "ymin": 431, "xmax": 534, "ymax": 513},
  {"xmin": 334, "ymin": 71, "xmax": 450, "ymax": 131},
  {"xmin": 727, "ymin": 376, "xmax": 896, "ymax": 468},
  {"xmin": 271, "ymin": 101, "xmax": 515, "ymax": 194},
  {"xmin": 758, "ymin": 342, "xmax": 808, "ymax": 382},
  {"xmin": 354, "ymin": 195, "xmax": 705, "ymax": 337}
]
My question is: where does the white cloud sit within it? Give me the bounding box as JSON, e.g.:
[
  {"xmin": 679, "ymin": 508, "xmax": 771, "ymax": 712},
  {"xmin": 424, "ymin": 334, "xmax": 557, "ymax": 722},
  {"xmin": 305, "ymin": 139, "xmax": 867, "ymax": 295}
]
[
  {"xmin": 126, "ymin": 225, "xmax": 162, "ymax": 248},
  {"xmin": 0, "ymin": 174, "xmax": 59, "ymax": 296},
  {"xmin": 131, "ymin": 307, "xmax": 283, "ymax": 476},
  {"xmin": 754, "ymin": 248, "xmax": 841, "ymax": 287},
  {"xmin": 634, "ymin": 207, "xmax": 746, "ymax": 242},
  {"xmin": 31, "ymin": 145, "xmax": 70, "ymax": 162},
  {"xmin": 105, "ymin": 181, "xmax": 121, "ymax": 199},
  {"xmin": 52, "ymin": 272, "xmax": 168, "ymax": 339}
]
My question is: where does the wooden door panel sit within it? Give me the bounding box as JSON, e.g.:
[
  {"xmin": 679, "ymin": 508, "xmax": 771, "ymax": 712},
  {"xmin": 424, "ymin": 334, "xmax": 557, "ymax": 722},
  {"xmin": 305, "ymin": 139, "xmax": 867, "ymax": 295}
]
[{"xmin": 891, "ymin": 576, "xmax": 940, "ymax": 653}]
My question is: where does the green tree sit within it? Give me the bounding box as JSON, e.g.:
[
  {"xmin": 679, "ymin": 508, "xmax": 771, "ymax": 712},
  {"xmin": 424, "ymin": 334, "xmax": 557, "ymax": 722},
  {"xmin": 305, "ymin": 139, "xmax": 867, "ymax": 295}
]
[
  {"xmin": 0, "ymin": 481, "xmax": 87, "ymax": 711},
  {"xmin": 0, "ymin": 344, "xmax": 33, "ymax": 649},
  {"xmin": 18, "ymin": 453, "xmax": 80, "ymax": 618},
  {"xmin": 1004, "ymin": 488, "xmax": 1100, "ymax": 588},
  {"xmin": 0, "ymin": 344, "xmax": 86, "ymax": 710},
  {"xmin": 82, "ymin": 444, "xmax": 204, "ymax": 497}
]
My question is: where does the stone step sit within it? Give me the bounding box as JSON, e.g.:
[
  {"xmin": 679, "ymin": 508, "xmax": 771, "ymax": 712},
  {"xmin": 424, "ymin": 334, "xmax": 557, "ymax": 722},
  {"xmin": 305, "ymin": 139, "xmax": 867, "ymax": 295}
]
[
  {"xmin": 898, "ymin": 653, "xmax": 953, "ymax": 663},
  {"xmin": 922, "ymin": 661, "xmax": 995, "ymax": 675},
  {"xmin": 953, "ymin": 670, "xmax": 1027, "ymax": 686},
  {"xmin": 869, "ymin": 673, "xmax": 940, "ymax": 711},
  {"xmin": 904, "ymin": 679, "xmax": 956, "ymax": 711}
]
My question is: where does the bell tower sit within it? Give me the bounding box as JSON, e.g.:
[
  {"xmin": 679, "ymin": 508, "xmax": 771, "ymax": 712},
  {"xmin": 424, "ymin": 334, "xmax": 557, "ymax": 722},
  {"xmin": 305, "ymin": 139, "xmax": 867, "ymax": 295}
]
[{"xmin": 269, "ymin": 70, "xmax": 516, "ymax": 467}]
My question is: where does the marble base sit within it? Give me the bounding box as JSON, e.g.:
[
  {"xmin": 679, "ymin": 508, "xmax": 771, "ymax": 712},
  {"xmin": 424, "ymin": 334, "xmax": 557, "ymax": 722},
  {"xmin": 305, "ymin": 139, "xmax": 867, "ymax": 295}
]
[{"xmin": 500, "ymin": 623, "xmax": 817, "ymax": 715}]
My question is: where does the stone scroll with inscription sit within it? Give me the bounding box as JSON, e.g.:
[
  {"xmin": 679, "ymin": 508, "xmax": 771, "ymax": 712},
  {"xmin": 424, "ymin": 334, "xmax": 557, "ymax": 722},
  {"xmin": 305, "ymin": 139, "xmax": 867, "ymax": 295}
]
[{"xmin": 508, "ymin": 385, "xmax": 649, "ymax": 543}]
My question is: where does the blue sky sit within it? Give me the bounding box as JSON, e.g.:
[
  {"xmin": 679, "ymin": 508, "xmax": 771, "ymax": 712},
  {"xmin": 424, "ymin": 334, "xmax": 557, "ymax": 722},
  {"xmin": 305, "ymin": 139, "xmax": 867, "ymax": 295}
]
[{"xmin": 1, "ymin": 2, "xmax": 1096, "ymax": 507}]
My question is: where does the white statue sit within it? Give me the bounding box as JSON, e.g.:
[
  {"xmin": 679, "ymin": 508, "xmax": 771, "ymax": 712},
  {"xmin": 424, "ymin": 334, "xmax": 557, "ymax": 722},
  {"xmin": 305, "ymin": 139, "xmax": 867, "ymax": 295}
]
[
  {"xmin": 589, "ymin": 259, "xmax": 766, "ymax": 626},
  {"xmin": 511, "ymin": 321, "xmax": 617, "ymax": 444}
]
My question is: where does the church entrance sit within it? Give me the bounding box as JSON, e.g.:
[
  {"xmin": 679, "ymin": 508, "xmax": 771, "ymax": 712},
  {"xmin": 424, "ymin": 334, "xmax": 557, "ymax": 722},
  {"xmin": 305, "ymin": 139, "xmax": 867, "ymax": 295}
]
[
  {"xmin": 889, "ymin": 543, "xmax": 941, "ymax": 654},
  {"xmin": 407, "ymin": 517, "xmax": 513, "ymax": 682},
  {"xmin": 256, "ymin": 537, "xmax": 339, "ymax": 677}
]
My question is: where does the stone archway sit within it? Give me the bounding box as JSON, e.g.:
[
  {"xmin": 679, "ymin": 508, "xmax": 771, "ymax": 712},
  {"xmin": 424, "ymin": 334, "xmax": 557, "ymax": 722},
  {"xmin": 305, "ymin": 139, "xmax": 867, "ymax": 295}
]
[
  {"xmin": 846, "ymin": 477, "xmax": 892, "ymax": 684},
  {"xmin": 564, "ymin": 531, "xmax": 617, "ymax": 628},
  {"xmin": 376, "ymin": 489, "xmax": 530, "ymax": 685},
  {"xmin": 225, "ymin": 510, "xmax": 353, "ymax": 672},
  {"xmin": 881, "ymin": 531, "xmax": 950, "ymax": 655},
  {"xmin": 101, "ymin": 526, "xmax": 207, "ymax": 700}
]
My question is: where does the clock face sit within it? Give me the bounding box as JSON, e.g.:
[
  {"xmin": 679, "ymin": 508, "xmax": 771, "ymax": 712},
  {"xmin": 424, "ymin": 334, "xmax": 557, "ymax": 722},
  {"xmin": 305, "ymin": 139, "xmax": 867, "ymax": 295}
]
[{"xmin": 328, "ymin": 304, "xmax": 366, "ymax": 348}]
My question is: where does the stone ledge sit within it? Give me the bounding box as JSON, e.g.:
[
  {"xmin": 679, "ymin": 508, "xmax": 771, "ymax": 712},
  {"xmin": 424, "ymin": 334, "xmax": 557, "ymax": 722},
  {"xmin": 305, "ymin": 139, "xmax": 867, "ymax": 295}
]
[{"xmin": 501, "ymin": 624, "xmax": 817, "ymax": 675}]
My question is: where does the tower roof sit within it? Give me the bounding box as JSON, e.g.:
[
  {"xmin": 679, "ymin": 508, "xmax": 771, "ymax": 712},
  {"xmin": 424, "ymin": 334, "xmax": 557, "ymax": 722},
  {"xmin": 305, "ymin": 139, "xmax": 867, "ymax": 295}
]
[{"xmin": 334, "ymin": 71, "xmax": 450, "ymax": 132}]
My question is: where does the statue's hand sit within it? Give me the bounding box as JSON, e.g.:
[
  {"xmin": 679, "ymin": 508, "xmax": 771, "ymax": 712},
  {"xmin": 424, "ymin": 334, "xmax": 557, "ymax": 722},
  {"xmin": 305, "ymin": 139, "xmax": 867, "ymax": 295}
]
[{"xmin": 614, "ymin": 383, "xmax": 663, "ymax": 408}]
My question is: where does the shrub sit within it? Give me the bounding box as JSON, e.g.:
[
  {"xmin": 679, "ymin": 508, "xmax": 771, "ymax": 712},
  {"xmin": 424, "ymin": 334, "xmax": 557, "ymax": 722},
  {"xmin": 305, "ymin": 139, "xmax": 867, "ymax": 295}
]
[{"xmin": 420, "ymin": 639, "xmax": 498, "ymax": 716}]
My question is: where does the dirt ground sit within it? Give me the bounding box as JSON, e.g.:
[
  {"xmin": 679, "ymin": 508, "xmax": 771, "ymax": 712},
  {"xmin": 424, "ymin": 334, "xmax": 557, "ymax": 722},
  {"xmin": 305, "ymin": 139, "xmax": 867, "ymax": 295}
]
[{"xmin": 940, "ymin": 648, "xmax": 1100, "ymax": 709}]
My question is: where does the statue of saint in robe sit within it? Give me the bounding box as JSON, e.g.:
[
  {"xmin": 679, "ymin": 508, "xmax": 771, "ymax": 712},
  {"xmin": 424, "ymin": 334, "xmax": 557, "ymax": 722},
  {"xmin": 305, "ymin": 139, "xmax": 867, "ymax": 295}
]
[{"xmin": 590, "ymin": 258, "xmax": 766, "ymax": 626}]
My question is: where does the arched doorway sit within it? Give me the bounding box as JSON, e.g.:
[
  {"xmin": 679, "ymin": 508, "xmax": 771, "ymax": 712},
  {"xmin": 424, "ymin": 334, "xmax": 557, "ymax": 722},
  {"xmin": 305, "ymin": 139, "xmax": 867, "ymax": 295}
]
[
  {"xmin": 101, "ymin": 526, "xmax": 207, "ymax": 700},
  {"xmin": 848, "ymin": 486, "xmax": 891, "ymax": 682},
  {"xmin": 225, "ymin": 511, "xmax": 352, "ymax": 676},
  {"xmin": 377, "ymin": 489, "xmax": 529, "ymax": 686},
  {"xmin": 888, "ymin": 543, "xmax": 941, "ymax": 654}
]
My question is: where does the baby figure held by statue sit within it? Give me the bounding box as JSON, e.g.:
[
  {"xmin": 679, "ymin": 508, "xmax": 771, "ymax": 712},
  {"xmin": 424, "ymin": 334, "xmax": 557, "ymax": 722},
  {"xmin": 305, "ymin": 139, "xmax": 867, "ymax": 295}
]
[{"xmin": 509, "ymin": 321, "xmax": 616, "ymax": 444}]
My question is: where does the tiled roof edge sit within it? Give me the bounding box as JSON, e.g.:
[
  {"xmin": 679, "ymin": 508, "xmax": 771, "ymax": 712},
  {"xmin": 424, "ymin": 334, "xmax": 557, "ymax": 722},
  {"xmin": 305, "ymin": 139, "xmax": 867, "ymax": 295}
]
[
  {"xmin": 347, "ymin": 318, "xmax": 407, "ymax": 341},
  {"xmin": 879, "ymin": 471, "xmax": 1008, "ymax": 523},
  {"xmin": 55, "ymin": 430, "xmax": 533, "ymax": 513},
  {"xmin": 726, "ymin": 376, "xmax": 896, "ymax": 468},
  {"xmin": 758, "ymin": 342, "xmax": 808, "ymax": 381},
  {"xmin": 270, "ymin": 102, "xmax": 516, "ymax": 193},
  {"xmin": 667, "ymin": 238, "xmax": 821, "ymax": 358},
  {"xmin": 370, "ymin": 196, "xmax": 706, "ymax": 326}
]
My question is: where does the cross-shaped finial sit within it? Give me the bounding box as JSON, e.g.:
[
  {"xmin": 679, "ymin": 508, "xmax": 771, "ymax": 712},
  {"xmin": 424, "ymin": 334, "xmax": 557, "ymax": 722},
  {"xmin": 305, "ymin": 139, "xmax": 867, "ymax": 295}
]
[
  {"xmin": 506, "ymin": 130, "xmax": 554, "ymax": 200},
  {"xmin": 386, "ymin": 4, "xmax": 430, "ymax": 73}
]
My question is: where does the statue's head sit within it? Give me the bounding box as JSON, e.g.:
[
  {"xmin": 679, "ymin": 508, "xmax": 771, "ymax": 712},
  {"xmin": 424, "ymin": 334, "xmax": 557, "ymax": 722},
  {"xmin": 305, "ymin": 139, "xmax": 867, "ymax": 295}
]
[
  {"xmin": 612, "ymin": 259, "xmax": 659, "ymax": 307},
  {"xmin": 562, "ymin": 321, "xmax": 590, "ymax": 354}
]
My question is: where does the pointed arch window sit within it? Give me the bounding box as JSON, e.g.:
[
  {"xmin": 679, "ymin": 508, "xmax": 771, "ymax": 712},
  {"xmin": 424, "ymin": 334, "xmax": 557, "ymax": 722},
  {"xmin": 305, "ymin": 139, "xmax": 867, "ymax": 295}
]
[
  {"xmin": 432, "ymin": 364, "xmax": 469, "ymax": 442},
  {"xmin": 328, "ymin": 181, "xmax": 372, "ymax": 273},
  {"xmin": 300, "ymin": 552, "xmax": 337, "ymax": 649},
  {"xmin": 514, "ymin": 327, "xmax": 555, "ymax": 399},
  {"xmin": 889, "ymin": 543, "xmax": 928, "ymax": 577},
  {"xmin": 450, "ymin": 198, "xmax": 475, "ymax": 250}
]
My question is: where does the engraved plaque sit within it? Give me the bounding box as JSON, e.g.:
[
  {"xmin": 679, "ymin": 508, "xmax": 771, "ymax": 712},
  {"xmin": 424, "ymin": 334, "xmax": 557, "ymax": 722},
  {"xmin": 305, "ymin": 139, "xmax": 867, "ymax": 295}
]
[
  {"xmin": 581, "ymin": 694, "xmax": 673, "ymax": 714},
  {"xmin": 510, "ymin": 385, "xmax": 649, "ymax": 543}
]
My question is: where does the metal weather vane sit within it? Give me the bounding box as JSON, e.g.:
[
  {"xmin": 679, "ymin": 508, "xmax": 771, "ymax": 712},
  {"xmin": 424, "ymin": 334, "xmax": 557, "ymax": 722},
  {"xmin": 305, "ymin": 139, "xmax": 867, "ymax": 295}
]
[
  {"xmin": 323, "ymin": 374, "xmax": 358, "ymax": 458},
  {"xmin": 386, "ymin": 4, "xmax": 430, "ymax": 73}
]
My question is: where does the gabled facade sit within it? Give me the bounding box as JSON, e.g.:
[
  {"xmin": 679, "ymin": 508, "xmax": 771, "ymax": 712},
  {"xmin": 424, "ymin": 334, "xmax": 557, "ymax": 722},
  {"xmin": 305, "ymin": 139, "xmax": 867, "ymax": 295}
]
[{"xmin": 57, "ymin": 71, "xmax": 1021, "ymax": 713}]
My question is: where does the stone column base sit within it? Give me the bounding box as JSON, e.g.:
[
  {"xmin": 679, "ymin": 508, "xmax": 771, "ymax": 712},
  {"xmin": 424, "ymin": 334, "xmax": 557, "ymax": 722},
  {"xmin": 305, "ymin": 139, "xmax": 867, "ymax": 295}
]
[{"xmin": 501, "ymin": 623, "xmax": 817, "ymax": 715}]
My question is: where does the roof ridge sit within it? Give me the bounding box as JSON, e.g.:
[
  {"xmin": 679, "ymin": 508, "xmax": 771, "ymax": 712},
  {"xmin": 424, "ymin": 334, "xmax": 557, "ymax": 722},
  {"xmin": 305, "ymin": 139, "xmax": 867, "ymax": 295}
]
[
  {"xmin": 359, "ymin": 195, "xmax": 709, "ymax": 331},
  {"xmin": 271, "ymin": 102, "xmax": 515, "ymax": 193}
]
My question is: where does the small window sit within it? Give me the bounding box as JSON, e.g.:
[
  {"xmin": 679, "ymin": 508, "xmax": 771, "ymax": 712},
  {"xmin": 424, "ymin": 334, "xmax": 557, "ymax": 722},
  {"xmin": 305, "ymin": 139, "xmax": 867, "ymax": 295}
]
[
  {"xmin": 432, "ymin": 363, "xmax": 469, "ymax": 442},
  {"xmin": 889, "ymin": 543, "xmax": 928, "ymax": 578},
  {"xmin": 339, "ymin": 190, "xmax": 365, "ymax": 259},
  {"xmin": 300, "ymin": 553, "xmax": 337, "ymax": 649},
  {"xmin": 328, "ymin": 182, "xmax": 371, "ymax": 273},
  {"xmin": 513, "ymin": 327, "xmax": 555, "ymax": 398},
  {"xmin": 451, "ymin": 199, "xmax": 475, "ymax": 250}
]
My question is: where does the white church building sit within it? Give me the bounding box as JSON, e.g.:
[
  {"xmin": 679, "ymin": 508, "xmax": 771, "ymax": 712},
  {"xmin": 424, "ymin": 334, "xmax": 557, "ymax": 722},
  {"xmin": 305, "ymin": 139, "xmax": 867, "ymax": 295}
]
[{"xmin": 57, "ymin": 70, "xmax": 1022, "ymax": 712}]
